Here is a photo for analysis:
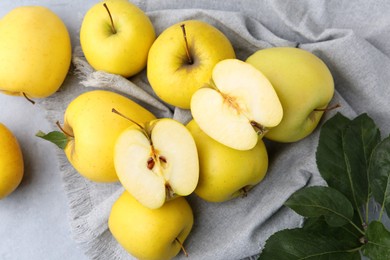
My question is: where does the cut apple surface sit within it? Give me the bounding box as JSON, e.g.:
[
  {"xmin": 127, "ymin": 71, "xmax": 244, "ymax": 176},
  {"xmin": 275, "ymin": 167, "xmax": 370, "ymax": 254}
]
[
  {"xmin": 190, "ymin": 59, "xmax": 283, "ymax": 150},
  {"xmin": 114, "ymin": 118, "xmax": 199, "ymax": 209}
]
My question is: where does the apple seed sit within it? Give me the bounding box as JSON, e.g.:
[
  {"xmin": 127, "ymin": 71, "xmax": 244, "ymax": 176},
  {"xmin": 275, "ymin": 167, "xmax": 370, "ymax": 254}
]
[{"xmin": 147, "ymin": 157, "xmax": 155, "ymax": 170}]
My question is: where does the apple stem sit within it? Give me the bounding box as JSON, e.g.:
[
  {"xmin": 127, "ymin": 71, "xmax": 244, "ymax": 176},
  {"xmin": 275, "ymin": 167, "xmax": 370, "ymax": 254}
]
[
  {"xmin": 180, "ymin": 24, "xmax": 193, "ymax": 65},
  {"xmin": 175, "ymin": 238, "xmax": 189, "ymax": 257},
  {"xmin": 112, "ymin": 107, "xmax": 154, "ymax": 146},
  {"xmin": 22, "ymin": 92, "xmax": 35, "ymax": 105},
  {"xmin": 56, "ymin": 121, "xmax": 74, "ymax": 138},
  {"xmin": 112, "ymin": 108, "xmax": 145, "ymax": 129},
  {"xmin": 103, "ymin": 3, "xmax": 117, "ymax": 34},
  {"xmin": 314, "ymin": 103, "xmax": 341, "ymax": 112}
]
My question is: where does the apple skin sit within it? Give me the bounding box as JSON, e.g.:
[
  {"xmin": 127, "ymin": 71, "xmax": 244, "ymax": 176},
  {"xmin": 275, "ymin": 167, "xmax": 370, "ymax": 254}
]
[
  {"xmin": 0, "ymin": 123, "xmax": 24, "ymax": 199},
  {"xmin": 80, "ymin": 0, "xmax": 156, "ymax": 77},
  {"xmin": 246, "ymin": 47, "xmax": 335, "ymax": 142},
  {"xmin": 0, "ymin": 6, "xmax": 71, "ymax": 98},
  {"xmin": 109, "ymin": 191, "xmax": 194, "ymax": 260},
  {"xmin": 62, "ymin": 90, "xmax": 156, "ymax": 182},
  {"xmin": 187, "ymin": 120, "xmax": 268, "ymax": 203},
  {"xmin": 147, "ymin": 19, "xmax": 236, "ymax": 109}
]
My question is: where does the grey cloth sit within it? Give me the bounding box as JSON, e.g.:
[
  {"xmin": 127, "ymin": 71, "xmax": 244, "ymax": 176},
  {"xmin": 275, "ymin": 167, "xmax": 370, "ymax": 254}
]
[{"xmin": 38, "ymin": 0, "xmax": 390, "ymax": 259}]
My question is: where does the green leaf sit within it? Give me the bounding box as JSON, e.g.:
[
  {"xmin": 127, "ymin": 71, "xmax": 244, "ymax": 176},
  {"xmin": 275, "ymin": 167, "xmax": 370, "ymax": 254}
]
[
  {"xmin": 316, "ymin": 113, "xmax": 381, "ymax": 217},
  {"xmin": 258, "ymin": 228, "xmax": 361, "ymax": 260},
  {"xmin": 369, "ymin": 135, "xmax": 390, "ymax": 219},
  {"xmin": 343, "ymin": 114, "xmax": 381, "ymax": 207},
  {"xmin": 316, "ymin": 113, "xmax": 352, "ymax": 198},
  {"xmin": 36, "ymin": 131, "xmax": 69, "ymax": 149},
  {"xmin": 285, "ymin": 186, "xmax": 354, "ymax": 227},
  {"xmin": 362, "ymin": 221, "xmax": 390, "ymax": 260},
  {"xmin": 303, "ymin": 216, "xmax": 361, "ymax": 247}
]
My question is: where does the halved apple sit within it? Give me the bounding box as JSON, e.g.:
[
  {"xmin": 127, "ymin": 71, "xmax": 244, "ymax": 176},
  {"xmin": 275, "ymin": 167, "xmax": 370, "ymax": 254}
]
[
  {"xmin": 114, "ymin": 117, "xmax": 199, "ymax": 209},
  {"xmin": 190, "ymin": 59, "xmax": 283, "ymax": 150}
]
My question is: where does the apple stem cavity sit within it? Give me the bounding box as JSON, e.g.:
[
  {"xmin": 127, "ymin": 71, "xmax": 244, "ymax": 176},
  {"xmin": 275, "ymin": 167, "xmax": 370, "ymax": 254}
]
[
  {"xmin": 175, "ymin": 237, "xmax": 189, "ymax": 257},
  {"xmin": 56, "ymin": 121, "xmax": 74, "ymax": 138},
  {"xmin": 250, "ymin": 121, "xmax": 268, "ymax": 136},
  {"xmin": 103, "ymin": 3, "xmax": 117, "ymax": 34},
  {"xmin": 22, "ymin": 92, "xmax": 35, "ymax": 105},
  {"xmin": 240, "ymin": 187, "xmax": 248, "ymax": 198},
  {"xmin": 314, "ymin": 103, "xmax": 341, "ymax": 112},
  {"xmin": 180, "ymin": 24, "xmax": 193, "ymax": 65}
]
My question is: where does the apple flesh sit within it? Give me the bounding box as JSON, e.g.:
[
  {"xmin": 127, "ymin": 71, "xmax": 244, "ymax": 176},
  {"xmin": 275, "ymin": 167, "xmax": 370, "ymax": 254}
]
[
  {"xmin": 190, "ymin": 59, "xmax": 283, "ymax": 151},
  {"xmin": 246, "ymin": 47, "xmax": 335, "ymax": 142},
  {"xmin": 187, "ymin": 120, "xmax": 268, "ymax": 202},
  {"xmin": 147, "ymin": 19, "xmax": 236, "ymax": 109},
  {"xmin": 109, "ymin": 191, "xmax": 194, "ymax": 260},
  {"xmin": 114, "ymin": 118, "xmax": 199, "ymax": 209}
]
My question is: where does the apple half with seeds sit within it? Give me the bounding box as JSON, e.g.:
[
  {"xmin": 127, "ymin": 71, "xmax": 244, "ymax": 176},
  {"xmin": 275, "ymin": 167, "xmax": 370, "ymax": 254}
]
[
  {"xmin": 190, "ymin": 59, "xmax": 283, "ymax": 151},
  {"xmin": 114, "ymin": 113, "xmax": 199, "ymax": 209}
]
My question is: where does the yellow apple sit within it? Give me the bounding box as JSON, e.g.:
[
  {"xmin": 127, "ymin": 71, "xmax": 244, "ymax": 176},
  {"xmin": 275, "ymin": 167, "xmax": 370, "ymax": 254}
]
[
  {"xmin": 147, "ymin": 19, "xmax": 236, "ymax": 109},
  {"xmin": 0, "ymin": 6, "xmax": 71, "ymax": 99},
  {"xmin": 246, "ymin": 47, "xmax": 335, "ymax": 142},
  {"xmin": 80, "ymin": 0, "xmax": 156, "ymax": 77},
  {"xmin": 37, "ymin": 90, "xmax": 156, "ymax": 182},
  {"xmin": 109, "ymin": 191, "xmax": 193, "ymax": 260},
  {"xmin": 187, "ymin": 120, "xmax": 268, "ymax": 202},
  {"xmin": 0, "ymin": 123, "xmax": 24, "ymax": 199}
]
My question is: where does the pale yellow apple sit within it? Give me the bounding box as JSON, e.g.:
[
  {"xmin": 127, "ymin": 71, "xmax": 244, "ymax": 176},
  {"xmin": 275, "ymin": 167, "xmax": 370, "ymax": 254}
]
[
  {"xmin": 109, "ymin": 191, "xmax": 193, "ymax": 260},
  {"xmin": 147, "ymin": 19, "xmax": 236, "ymax": 109},
  {"xmin": 187, "ymin": 120, "xmax": 268, "ymax": 202},
  {"xmin": 60, "ymin": 90, "xmax": 155, "ymax": 182},
  {"xmin": 0, "ymin": 6, "xmax": 71, "ymax": 98},
  {"xmin": 80, "ymin": 0, "xmax": 156, "ymax": 77},
  {"xmin": 114, "ymin": 118, "xmax": 199, "ymax": 209},
  {"xmin": 246, "ymin": 47, "xmax": 335, "ymax": 142},
  {"xmin": 190, "ymin": 59, "xmax": 283, "ymax": 151},
  {"xmin": 0, "ymin": 123, "xmax": 24, "ymax": 199}
]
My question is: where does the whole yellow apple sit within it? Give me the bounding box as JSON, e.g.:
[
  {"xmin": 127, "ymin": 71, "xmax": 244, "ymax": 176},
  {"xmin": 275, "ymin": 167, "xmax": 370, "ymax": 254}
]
[
  {"xmin": 187, "ymin": 120, "xmax": 268, "ymax": 202},
  {"xmin": 246, "ymin": 47, "xmax": 335, "ymax": 142},
  {"xmin": 109, "ymin": 191, "xmax": 194, "ymax": 260},
  {"xmin": 80, "ymin": 0, "xmax": 156, "ymax": 77},
  {"xmin": 0, "ymin": 6, "xmax": 71, "ymax": 99},
  {"xmin": 147, "ymin": 20, "xmax": 236, "ymax": 109},
  {"xmin": 37, "ymin": 90, "xmax": 156, "ymax": 182},
  {"xmin": 0, "ymin": 123, "xmax": 24, "ymax": 199}
]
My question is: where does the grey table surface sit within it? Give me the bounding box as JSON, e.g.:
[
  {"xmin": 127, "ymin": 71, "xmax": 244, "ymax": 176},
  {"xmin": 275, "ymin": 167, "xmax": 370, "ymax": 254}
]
[
  {"xmin": 1, "ymin": 1, "xmax": 390, "ymax": 260},
  {"xmin": 0, "ymin": 1, "xmax": 94, "ymax": 259}
]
